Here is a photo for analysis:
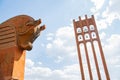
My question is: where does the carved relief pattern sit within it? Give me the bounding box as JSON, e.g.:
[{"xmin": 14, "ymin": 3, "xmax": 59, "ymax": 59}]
[{"xmin": 0, "ymin": 26, "xmax": 16, "ymax": 49}]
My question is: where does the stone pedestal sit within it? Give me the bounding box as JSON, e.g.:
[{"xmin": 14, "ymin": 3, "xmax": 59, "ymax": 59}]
[{"xmin": 0, "ymin": 46, "xmax": 26, "ymax": 80}]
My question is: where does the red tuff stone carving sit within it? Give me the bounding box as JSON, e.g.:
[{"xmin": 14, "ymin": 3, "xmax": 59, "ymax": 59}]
[{"xmin": 0, "ymin": 15, "xmax": 45, "ymax": 80}]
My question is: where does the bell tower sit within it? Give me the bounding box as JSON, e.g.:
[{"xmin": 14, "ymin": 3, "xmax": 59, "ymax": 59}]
[{"xmin": 73, "ymin": 15, "xmax": 110, "ymax": 80}]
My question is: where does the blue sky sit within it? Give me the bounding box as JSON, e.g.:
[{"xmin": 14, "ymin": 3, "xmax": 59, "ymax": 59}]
[{"xmin": 0, "ymin": 0, "xmax": 120, "ymax": 80}]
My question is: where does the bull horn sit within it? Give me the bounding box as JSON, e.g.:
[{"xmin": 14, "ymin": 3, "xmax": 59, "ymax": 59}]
[{"xmin": 40, "ymin": 25, "xmax": 46, "ymax": 31}]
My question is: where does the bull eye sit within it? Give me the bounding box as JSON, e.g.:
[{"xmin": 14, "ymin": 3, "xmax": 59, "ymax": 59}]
[{"xmin": 26, "ymin": 21, "xmax": 34, "ymax": 26}]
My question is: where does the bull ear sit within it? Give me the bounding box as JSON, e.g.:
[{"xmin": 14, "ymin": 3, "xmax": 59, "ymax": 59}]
[
  {"xmin": 34, "ymin": 19, "xmax": 41, "ymax": 26},
  {"xmin": 36, "ymin": 19, "xmax": 41, "ymax": 24}
]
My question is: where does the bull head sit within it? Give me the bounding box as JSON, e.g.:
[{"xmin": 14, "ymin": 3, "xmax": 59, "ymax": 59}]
[
  {"xmin": 0, "ymin": 15, "xmax": 45, "ymax": 51},
  {"xmin": 17, "ymin": 18, "xmax": 46, "ymax": 51}
]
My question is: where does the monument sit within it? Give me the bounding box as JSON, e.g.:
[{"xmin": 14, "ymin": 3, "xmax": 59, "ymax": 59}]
[
  {"xmin": 0, "ymin": 15, "xmax": 45, "ymax": 80},
  {"xmin": 73, "ymin": 15, "xmax": 110, "ymax": 80}
]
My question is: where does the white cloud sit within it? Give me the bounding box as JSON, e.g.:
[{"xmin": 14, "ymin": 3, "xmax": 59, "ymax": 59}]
[
  {"xmin": 26, "ymin": 59, "xmax": 34, "ymax": 68},
  {"xmin": 46, "ymin": 26, "xmax": 78, "ymax": 63},
  {"xmin": 96, "ymin": 18, "xmax": 108, "ymax": 30},
  {"xmin": 25, "ymin": 26, "xmax": 81, "ymax": 79},
  {"xmin": 108, "ymin": 0, "xmax": 120, "ymax": 14},
  {"xmin": 94, "ymin": 0, "xmax": 120, "ymax": 30},
  {"xmin": 101, "ymin": 34, "xmax": 120, "ymax": 80},
  {"xmin": 89, "ymin": 0, "xmax": 120, "ymax": 32},
  {"xmin": 46, "ymin": 43, "xmax": 52, "ymax": 49},
  {"xmin": 38, "ymin": 62, "xmax": 42, "ymax": 65},
  {"xmin": 90, "ymin": 0, "xmax": 105, "ymax": 12},
  {"xmin": 108, "ymin": 56, "xmax": 120, "ymax": 66},
  {"xmin": 54, "ymin": 56, "xmax": 63, "ymax": 63},
  {"xmin": 45, "ymin": 24, "xmax": 120, "ymax": 79},
  {"xmin": 99, "ymin": 32, "xmax": 106, "ymax": 40},
  {"xmin": 46, "ymin": 33, "xmax": 54, "ymax": 41},
  {"xmin": 102, "ymin": 8, "xmax": 120, "ymax": 26},
  {"xmin": 104, "ymin": 34, "xmax": 120, "ymax": 56},
  {"xmin": 25, "ymin": 28, "xmax": 120, "ymax": 80},
  {"xmin": 25, "ymin": 59, "xmax": 80, "ymax": 80},
  {"xmin": 47, "ymin": 37, "xmax": 53, "ymax": 41}
]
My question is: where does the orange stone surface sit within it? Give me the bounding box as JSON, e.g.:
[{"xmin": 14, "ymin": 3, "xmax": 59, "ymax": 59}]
[{"xmin": 0, "ymin": 46, "xmax": 26, "ymax": 80}]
